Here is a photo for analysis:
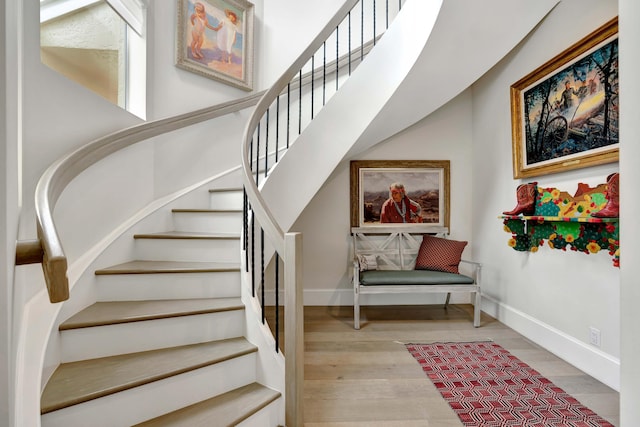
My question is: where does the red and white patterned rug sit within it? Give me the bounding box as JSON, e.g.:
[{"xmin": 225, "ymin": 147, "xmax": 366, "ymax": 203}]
[{"xmin": 406, "ymin": 341, "xmax": 614, "ymax": 426}]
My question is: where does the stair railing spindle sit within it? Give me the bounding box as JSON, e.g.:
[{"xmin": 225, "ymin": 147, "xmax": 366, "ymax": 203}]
[
  {"xmin": 336, "ymin": 26, "xmax": 339, "ymax": 91},
  {"xmin": 243, "ymin": 190, "xmax": 249, "ymax": 271},
  {"xmin": 261, "ymin": 227, "xmax": 265, "ymax": 323},
  {"xmin": 298, "ymin": 70, "xmax": 302, "ymax": 135},
  {"xmin": 348, "ymin": 12, "xmax": 352, "ymax": 75},
  {"xmin": 311, "ymin": 56, "xmax": 315, "ymax": 119},
  {"xmin": 265, "ymin": 108, "xmax": 269, "ymax": 178},
  {"xmin": 255, "ymin": 124, "xmax": 260, "ymax": 186},
  {"xmin": 287, "ymin": 84, "xmax": 291, "ymax": 148},
  {"xmin": 361, "ymin": 0, "xmax": 364, "ymax": 60},
  {"xmin": 386, "ymin": 0, "xmax": 389, "ymax": 29},
  {"xmin": 373, "ymin": 0, "xmax": 376, "ymax": 45},
  {"xmin": 275, "ymin": 96, "xmax": 280, "ymax": 162},
  {"xmin": 251, "ymin": 216, "xmax": 256, "ymax": 297},
  {"xmin": 275, "ymin": 253, "xmax": 280, "ymax": 353},
  {"xmin": 323, "ymin": 42, "xmax": 327, "ymax": 105}
]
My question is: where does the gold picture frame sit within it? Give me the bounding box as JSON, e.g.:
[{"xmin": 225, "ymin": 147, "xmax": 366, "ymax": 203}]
[
  {"xmin": 350, "ymin": 160, "xmax": 450, "ymax": 230},
  {"xmin": 510, "ymin": 17, "xmax": 618, "ymax": 179},
  {"xmin": 176, "ymin": 0, "xmax": 254, "ymax": 91}
]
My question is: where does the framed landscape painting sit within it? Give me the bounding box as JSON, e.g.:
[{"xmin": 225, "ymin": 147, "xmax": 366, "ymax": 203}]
[
  {"xmin": 510, "ymin": 17, "xmax": 618, "ymax": 179},
  {"xmin": 176, "ymin": 0, "xmax": 254, "ymax": 91},
  {"xmin": 350, "ymin": 160, "xmax": 450, "ymax": 230}
]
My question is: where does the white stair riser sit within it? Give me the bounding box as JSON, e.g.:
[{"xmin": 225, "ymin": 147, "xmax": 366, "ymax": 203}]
[
  {"xmin": 96, "ymin": 272, "xmax": 241, "ymax": 301},
  {"xmin": 60, "ymin": 310, "xmax": 245, "ymax": 362},
  {"xmin": 133, "ymin": 238, "xmax": 241, "ymax": 262},
  {"xmin": 237, "ymin": 397, "xmax": 284, "ymax": 427},
  {"xmin": 173, "ymin": 211, "xmax": 243, "ymax": 233},
  {"xmin": 210, "ymin": 191, "xmax": 244, "ymax": 210},
  {"xmin": 41, "ymin": 353, "xmax": 257, "ymax": 427}
]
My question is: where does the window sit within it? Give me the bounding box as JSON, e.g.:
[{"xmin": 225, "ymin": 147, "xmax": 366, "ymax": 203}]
[{"xmin": 40, "ymin": 0, "xmax": 146, "ymax": 118}]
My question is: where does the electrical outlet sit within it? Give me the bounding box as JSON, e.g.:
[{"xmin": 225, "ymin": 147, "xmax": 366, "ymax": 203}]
[{"xmin": 589, "ymin": 327, "xmax": 601, "ymax": 347}]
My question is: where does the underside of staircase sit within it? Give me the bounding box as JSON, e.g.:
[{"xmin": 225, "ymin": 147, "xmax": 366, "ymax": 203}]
[{"xmin": 40, "ymin": 188, "xmax": 283, "ymax": 427}]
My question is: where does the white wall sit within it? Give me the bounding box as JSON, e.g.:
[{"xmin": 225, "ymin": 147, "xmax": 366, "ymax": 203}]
[
  {"xmin": 2, "ymin": 0, "xmax": 20, "ymax": 424},
  {"xmin": 471, "ymin": 0, "xmax": 619, "ymax": 389},
  {"xmin": 1, "ymin": 0, "xmax": 8, "ymax": 422},
  {"xmin": 293, "ymin": 89, "xmax": 474, "ymax": 306},
  {"xmin": 619, "ymin": 0, "xmax": 640, "ymax": 422}
]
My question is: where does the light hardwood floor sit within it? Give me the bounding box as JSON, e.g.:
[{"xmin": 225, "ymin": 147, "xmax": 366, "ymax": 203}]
[{"xmin": 296, "ymin": 305, "xmax": 619, "ymax": 426}]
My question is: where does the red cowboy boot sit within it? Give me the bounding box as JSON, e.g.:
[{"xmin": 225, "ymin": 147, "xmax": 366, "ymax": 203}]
[
  {"xmin": 592, "ymin": 173, "xmax": 619, "ymax": 218},
  {"xmin": 503, "ymin": 182, "xmax": 538, "ymax": 216}
]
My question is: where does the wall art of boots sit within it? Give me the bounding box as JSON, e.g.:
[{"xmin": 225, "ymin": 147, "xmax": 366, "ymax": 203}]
[
  {"xmin": 503, "ymin": 182, "xmax": 538, "ymax": 216},
  {"xmin": 592, "ymin": 173, "xmax": 619, "ymax": 218}
]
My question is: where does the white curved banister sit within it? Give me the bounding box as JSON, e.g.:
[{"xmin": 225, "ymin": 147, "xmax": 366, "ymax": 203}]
[
  {"xmin": 21, "ymin": 93, "xmax": 263, "ymax": 303},
  {"xmin": 25, "ymin": 0, "xmax": 388, "ymax": 304},
  {"xmin": 241, "ymin": 0, "xmax": 360, "ymax": 251},
  {"xmin": 240, "ymin": 1, "xmax": 401, "ymax": 425},
  {"xmin": 241, "ymin": 110, "xmax": 286, "ymax": 255}
]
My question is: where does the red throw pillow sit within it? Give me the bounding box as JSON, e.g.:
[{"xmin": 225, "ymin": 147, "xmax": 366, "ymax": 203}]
[{"xmin": 415, "ymin": 235, "xmax": 467, "ymax": 274}]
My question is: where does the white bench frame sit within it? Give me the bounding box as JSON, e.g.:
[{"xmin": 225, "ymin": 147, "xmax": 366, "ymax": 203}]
[{"xmin": 352, "ymin": 226, "xmax": 481, "ymax": 329}]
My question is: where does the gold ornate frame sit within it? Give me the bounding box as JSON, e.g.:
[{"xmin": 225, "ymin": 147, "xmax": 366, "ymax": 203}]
[
  {"xmin": 350, "ymin": 160, "xmax": 450, "ymax": 229},
  {"xmin": 510, "ymin": 17, "xmax": 618, "ymax": 179}
]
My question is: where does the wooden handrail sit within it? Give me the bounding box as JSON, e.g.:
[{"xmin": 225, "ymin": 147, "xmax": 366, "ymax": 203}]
[
  {"xmin": 15, "ymin": 240, "xmax": 44, "ymax": 265},
  {"xmin": 18, "ymin": 93, "xmax": 263, "ymax": 303}
]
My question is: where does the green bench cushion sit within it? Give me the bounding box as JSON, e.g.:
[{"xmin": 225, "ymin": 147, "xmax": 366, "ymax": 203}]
[{"xmin": 359, "ymin": 269, "xmax": 474, "ymax": 286}]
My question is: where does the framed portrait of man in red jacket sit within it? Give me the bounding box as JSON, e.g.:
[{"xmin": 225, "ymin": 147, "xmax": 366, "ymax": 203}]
[{"xmin": 350, "ymin": 160, "xmax": 450, "ymax": 230}]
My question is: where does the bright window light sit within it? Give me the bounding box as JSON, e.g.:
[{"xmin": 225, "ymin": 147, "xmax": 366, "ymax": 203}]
[{"xmin": 40, "ymin": 0, "xmax": 146, "ymax": 118}]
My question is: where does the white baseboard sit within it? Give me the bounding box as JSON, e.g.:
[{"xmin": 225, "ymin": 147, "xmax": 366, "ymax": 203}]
[
  {"xmin": 262, "ymin": 289, "xmax": 471, "ymax": 306},
  {"xmin": 481, "ymin": 294, "xmax": 620, "ymax": 391}
]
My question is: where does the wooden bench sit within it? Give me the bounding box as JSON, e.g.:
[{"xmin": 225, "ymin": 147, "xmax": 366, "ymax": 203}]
[{"xmin": 351, "ymin": 226, "xmax": 481, "ymax": 329}]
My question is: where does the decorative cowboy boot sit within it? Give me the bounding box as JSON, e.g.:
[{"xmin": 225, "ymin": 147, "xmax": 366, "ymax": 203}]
[
  {"xmin": 592, "ymin": 173, "xmax": 619, "ymax": 218},
  {"xmin": 503, "ymin": 182, "xmax": 538, "ymax": 216}
]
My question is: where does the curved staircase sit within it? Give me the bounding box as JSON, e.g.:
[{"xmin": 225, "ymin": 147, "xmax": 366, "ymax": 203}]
[
  {"xmin": 25, "ymin": 1, "xmax": 564, "ymax": 425},
  {"xmin": 40, "ymin": 187, "xmax": 283, "ymax": 427}
]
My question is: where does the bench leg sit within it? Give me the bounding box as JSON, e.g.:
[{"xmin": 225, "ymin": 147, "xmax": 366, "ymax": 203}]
[
  {"xmin": 473, "ymin": 289, "xmax": 481, "ymax": 327},
  {"xmin": 444, "ymin": 292, "xmax": 451, "ymax": 309},
  {"xmin": 354, "ymin": 288, "xmax": 361, "ymax": 330}
]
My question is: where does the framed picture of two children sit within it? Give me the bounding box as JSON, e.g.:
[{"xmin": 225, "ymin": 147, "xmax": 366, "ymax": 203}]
[{"xmin": 176, "ymin": 0, "xmax": 254, "ymax": 91}]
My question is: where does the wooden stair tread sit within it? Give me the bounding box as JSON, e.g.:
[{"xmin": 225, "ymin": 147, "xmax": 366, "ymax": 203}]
[
  {"xmin": 95, "ymin": 260, "xmax": 241, "ymax": 275},
  {"xmin": 172, "ymin": 208, "xmax": 242, "ymax": 213},
  {"xmin": 60, "ymin": 298, "xmax": 243, "ymax": 330},
  {"xmin": 41, "ymin": 338, "xmax": 257, "ymax": 414},
  {"xmin": 133, "ymin": 231, "xmax": 240, "ymax": 239},
  {"xmin": 133, "ymin": 382, "xmax": 280, "ymax": 426},
  {"xmin": 208, "ymin": 187, "xmax": 243, "ymax": 193}
]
